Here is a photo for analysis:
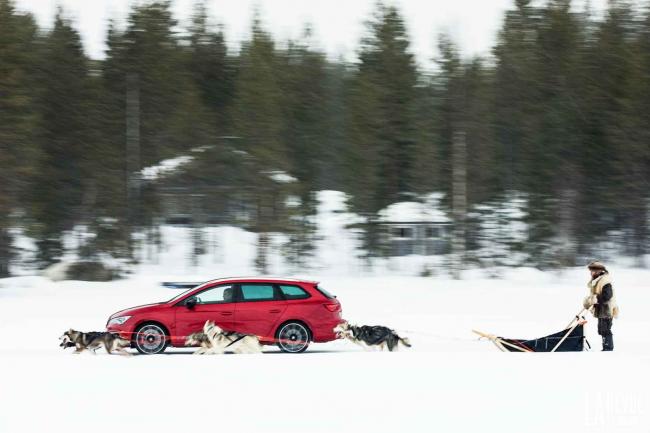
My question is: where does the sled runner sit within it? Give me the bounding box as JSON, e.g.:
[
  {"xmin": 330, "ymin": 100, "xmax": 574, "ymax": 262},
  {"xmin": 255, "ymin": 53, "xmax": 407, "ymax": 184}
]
[{"xmin": 473, "ymin": 310, "xmax": 590, "ymax": 352}]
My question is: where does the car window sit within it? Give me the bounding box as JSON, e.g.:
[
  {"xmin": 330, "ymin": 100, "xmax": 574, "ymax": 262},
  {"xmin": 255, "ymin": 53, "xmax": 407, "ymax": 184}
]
[
  {"xmin": 240, "ymin": 284, "xmax": 276, "ymax": 301},
  {"xmin": 280, "ymin": 285, "xmax": 310, "ymax": 300},
  {"xmin": 315, "ymin": 284, "xmax": 335, "ymax": 299},
  {"xmin": 193, "ymin": 284, "xmax": 234, "ymax": 304}
]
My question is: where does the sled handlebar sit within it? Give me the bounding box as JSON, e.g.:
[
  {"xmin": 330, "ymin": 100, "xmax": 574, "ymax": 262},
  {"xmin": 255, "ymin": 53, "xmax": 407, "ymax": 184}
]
[{"xmin": 564, "ymin": 308, "xmax": 587, "ymax": 329}]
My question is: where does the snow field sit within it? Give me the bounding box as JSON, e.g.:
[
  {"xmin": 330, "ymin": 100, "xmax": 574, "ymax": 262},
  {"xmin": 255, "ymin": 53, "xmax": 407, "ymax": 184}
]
[{"xmin": 1, "ymin": 268, "xmax": 649, "ymax": 432}]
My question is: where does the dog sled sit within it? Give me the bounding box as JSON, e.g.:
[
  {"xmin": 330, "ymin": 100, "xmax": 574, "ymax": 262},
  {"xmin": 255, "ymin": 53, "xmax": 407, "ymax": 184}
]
[{"xmin": 473, "ymin": 310, "xmax": 590, "ymax": 352}]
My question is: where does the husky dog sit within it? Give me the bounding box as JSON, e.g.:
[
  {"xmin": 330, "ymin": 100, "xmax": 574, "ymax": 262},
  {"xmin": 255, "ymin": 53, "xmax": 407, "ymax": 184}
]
[
  {"xmin": 334, "ymin": 321, "xmax": 411, "ymax": 352},
  {"xmin": 184, "ymin": 332, "xmax": 214, "ymax": 355},
  {"xmin": 59, "ymin": 334, "xmax": 76, "ymax": 349},
  {"xmin": 184, "ymin": 321, "xmax": 263, "ymax": 354},
  {"xmin": 59, "ymin": 329, "xmax": 132, "ymax": 356}
]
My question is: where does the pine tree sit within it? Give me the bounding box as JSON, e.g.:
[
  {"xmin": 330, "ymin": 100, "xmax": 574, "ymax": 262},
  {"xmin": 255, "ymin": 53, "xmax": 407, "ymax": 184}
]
[
  {"xmin": 233, "ymin": 15, "xmax": 287, "ymax": 172},
  {"xmin": 625, "ymin": 4, "xmax": 650, "ymax": 262},
  {"xmin": 574, "ymin": 0, "xmax": 639, "ymax": 259},
  {"xmin": 317, "ymin": 60, "xmax": 350, "ymax": 191},
  {"xmin": 0, "ymin": 0, "xmax": 38, "ymax": 275},
  {"xmin": 432, "ymin": 35, "xmax": 463, "ymax": 201},
  {"xmin": 463, "ymin": 57, "xmax": 498, "ymax": 206},
  {"xmin": 344, "ymin": 3, "xmax": 420, "ymax": 262},
  {"xmin": 188, "ymin": 2, "xmax": 237, "ymax": 135},
  {"xmin": 532, "ymin": 0, "xmax": 585, "ymax": 266},
  {"xmin": 30, "ymin": 9, "xmax": 90, "ymax": 267},
  {"xmin": 492, "ymin": 0, "xmax": 568, "ymax": 267},
  {"xmin": 101, "ymin": 2, "xmax": 207, "ymax": 244},
  {"xmin": 347, "ymin": 3, "xmax": 419, "ymax": 214},
  {"xmin": 232, "ymin": 16, "xmax": 289, "ymax": 272},
  {"xmin": 599, "ymin": 0, "xmax": 649, "ymax": 261},
  {"xmin": 278, "ymin": 28, "xmax": 330, "ymax": 269},
  {"xmin": 493, "ymin": 0, "xmax": 542, "ymax": 192},
  {"xmin": 281, "ymin": 27, "xmax": 328, "ymax": 198}
]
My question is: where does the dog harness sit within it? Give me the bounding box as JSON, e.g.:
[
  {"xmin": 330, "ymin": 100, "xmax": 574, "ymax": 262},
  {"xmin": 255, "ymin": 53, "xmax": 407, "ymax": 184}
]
[{"xmin": 222, "ymin": 332, "xmax": 248, "ymax": 348}]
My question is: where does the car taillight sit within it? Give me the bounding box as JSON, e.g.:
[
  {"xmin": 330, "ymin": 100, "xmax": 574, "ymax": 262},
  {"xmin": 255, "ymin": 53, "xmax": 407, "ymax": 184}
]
[{"xmin": 324, "ymin": 303, "xmax": 340, "ymax": 312}]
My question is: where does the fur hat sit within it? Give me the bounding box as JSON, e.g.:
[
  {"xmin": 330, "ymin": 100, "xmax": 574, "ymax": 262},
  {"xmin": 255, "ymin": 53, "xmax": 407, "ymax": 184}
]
[{"xmin": 587, "ymin": 261, "xmax": 607, "ymax": 271}]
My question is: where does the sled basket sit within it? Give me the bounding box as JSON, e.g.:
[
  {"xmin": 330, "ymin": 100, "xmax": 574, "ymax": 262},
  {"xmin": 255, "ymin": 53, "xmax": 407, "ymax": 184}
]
[
  {"xmin": 473, "ymin": 313, "xmax": 589, "ymax": 353},
  {"xmin": 500, "ymin": 323, "xmax": 586, "ymax": 352}
]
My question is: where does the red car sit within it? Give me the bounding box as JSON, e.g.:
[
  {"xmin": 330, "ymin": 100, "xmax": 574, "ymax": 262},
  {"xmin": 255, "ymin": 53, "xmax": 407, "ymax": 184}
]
[{"xmin": 106, "ymin": 277, "xmax": 343, "ymax": 354}]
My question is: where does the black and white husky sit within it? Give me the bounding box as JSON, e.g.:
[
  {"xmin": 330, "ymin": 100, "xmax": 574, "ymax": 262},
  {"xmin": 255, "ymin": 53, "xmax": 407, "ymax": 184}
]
[
  {"xmin": 334, "ymin": 321, "xmax": 411, "ymax": 352},
  {"xmin": 59, "ymin": 329, "xmax": 132, "ymax": 356},
  {"xmin": 184, "ymin": 321, "xmax": 263, "ymax": 354},
  {"xmin": 184, "ymin": 331, "xmax": 214, "ymax": 355}
]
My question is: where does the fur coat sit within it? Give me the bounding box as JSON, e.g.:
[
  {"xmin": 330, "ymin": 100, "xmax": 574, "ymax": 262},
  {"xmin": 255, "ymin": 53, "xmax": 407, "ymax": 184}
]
[{"xmin": 583, "ymin": 272, "xmax": 619, "ymax": 319}]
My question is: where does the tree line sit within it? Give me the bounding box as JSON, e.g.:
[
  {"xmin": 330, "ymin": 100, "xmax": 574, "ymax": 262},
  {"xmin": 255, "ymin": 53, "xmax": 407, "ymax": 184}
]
[{"xmin": 0, "ymin": 0, "xmax": 649, "ymax": 276}]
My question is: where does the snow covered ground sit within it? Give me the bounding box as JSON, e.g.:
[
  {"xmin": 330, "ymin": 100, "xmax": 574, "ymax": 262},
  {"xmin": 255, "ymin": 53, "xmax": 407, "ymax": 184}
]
[{"xmin": 1, "ymin": 267, "xmax": 649, "ymax": 433}]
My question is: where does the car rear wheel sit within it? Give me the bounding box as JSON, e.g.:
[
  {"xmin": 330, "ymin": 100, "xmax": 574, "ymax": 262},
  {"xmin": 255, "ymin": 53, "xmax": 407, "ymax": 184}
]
[
  {"xmin": 134, "ymin": 323, "xmax": 168, "ymax": 354},
  {"xmin": 277, "ymin": 321, "xmax": 311, "ymax": 353}
]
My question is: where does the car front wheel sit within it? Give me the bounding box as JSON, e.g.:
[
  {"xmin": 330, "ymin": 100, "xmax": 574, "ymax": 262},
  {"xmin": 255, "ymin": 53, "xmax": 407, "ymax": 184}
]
[
  {"xmin": 277, "ymin": 322, "xmax": 311, "ymax": 353},
  {"xmin": 134, "ymin": 323, "xmax": 168, "ymax": 354}
]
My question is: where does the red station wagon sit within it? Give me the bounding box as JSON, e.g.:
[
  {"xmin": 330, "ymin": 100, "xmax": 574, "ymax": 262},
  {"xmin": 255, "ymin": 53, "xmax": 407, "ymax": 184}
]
[{"xmin": 106, "ymin": 277, "xmax": 343, "ymax": 354}]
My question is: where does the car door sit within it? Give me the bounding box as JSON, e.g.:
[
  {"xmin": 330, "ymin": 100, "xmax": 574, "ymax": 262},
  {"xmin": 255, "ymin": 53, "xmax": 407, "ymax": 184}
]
[
  {"xmin": 234, "ymin": 283, "xmax": 287, "ymax": 340},
  {"xmin": 174, "ymin": 283, "xmax": 236, "ymax": 345}
]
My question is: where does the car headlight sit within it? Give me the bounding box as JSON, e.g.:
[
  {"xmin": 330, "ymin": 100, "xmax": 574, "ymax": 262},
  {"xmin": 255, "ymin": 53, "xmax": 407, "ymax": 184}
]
[{"xmin": 107, "ymin": 316, "xmax": 131, "ymax": 326}]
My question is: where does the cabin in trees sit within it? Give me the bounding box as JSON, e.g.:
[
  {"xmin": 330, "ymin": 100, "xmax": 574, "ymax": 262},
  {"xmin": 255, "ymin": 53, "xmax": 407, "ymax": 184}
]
[
  {"xmin": 375, "ymin": 195, "xmax": 451, "ymax": 257},
  {"xmin": 139, "ymin": 142, "xmax": 298, "ymax": 228}
]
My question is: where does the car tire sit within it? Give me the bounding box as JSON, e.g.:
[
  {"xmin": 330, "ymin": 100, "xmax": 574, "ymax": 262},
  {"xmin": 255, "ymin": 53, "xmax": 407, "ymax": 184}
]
[
  {"xmin": 276, "ymin": 321, "xmax": 311, "ymax": 353},
  {"xmin": 134, "ymin": 323, "xmax": 168, "ymax": 355}
]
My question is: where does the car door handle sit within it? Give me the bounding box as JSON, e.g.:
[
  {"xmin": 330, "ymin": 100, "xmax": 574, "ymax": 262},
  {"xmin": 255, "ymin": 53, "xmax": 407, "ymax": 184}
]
[
  {"xmin": 269, "ymin": 309, "xmax": 281, "ymax": 313},
  {"xmin": 221, "ymin": 312, "xmax": 233, "ymax": 316}
]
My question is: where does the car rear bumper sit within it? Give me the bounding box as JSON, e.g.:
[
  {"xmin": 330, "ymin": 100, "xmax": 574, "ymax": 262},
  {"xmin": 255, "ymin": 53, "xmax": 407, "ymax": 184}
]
[{"xmin": 311, "ymin": 319, "xmax": 345, "ymax": 343}]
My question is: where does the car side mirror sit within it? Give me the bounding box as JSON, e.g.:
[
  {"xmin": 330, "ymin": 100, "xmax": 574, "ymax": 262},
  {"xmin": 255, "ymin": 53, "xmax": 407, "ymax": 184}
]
[{"xmin": 185, "ymin": 297, "xmax": 197, "ymax": 309}]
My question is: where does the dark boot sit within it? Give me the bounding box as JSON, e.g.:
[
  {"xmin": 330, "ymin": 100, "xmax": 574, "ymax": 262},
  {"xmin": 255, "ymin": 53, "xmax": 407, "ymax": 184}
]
[
  {"xmin": 598, "ymin": 318, "xmax": 614, "ymax": 351},
  {"xmin": 602, "ymin": 334, "xmax": 614, "ymax": 351}
]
